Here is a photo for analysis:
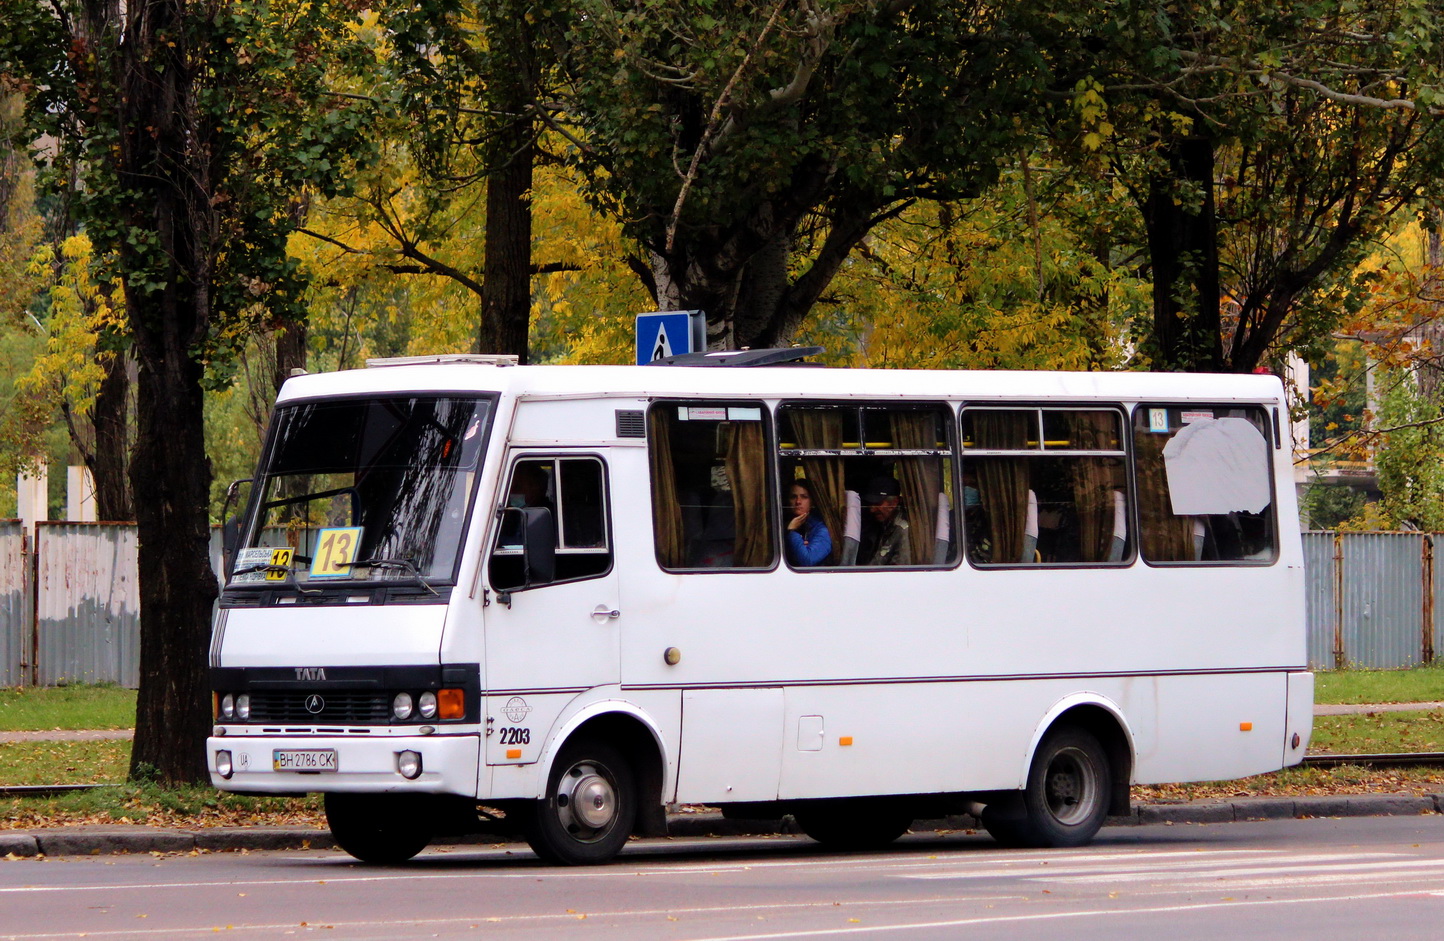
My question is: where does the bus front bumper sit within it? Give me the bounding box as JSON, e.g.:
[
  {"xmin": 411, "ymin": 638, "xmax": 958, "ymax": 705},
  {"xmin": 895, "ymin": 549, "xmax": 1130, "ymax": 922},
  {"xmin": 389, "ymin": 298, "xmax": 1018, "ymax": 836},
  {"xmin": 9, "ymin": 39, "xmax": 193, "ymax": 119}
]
[{"xmin": 206, "ymin": 731, "xmax": 480, "ymax": 795}]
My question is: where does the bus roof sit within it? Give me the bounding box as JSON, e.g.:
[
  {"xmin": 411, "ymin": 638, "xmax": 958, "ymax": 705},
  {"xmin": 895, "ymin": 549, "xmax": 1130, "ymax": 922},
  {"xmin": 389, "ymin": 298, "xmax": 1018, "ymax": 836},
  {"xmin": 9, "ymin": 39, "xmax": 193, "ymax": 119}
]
[{"xmin": 276, "ymin": 361, "xmax": 1286, "ymax": 406}]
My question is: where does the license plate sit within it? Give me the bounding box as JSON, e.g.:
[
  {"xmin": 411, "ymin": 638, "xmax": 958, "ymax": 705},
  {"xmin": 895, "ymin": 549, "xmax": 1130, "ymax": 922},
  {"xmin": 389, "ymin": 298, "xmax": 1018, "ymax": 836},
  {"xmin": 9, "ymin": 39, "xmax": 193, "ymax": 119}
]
[{"xmin": 272, "ymin": 749, "xmax": 338, "ymax": 772}]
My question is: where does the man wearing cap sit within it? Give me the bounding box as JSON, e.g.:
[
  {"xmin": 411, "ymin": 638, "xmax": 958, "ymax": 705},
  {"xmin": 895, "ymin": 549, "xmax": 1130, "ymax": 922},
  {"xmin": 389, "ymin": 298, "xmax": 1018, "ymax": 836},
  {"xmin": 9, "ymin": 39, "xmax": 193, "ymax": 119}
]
[{"xmin": 860, "ymin": 475, "xmax": 912, "ymax": 566}]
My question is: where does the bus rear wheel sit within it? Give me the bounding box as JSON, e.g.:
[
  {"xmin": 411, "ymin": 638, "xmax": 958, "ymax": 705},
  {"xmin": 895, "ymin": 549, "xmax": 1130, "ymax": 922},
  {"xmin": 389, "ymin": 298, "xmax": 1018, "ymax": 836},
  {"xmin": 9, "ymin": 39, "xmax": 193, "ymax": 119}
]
[
  {"xmin": 324, "ymin": 793, "xmax": 433, "ymax": 864},
  {"xmin": 982, "ymin": 726, "xmax": 1111, "ymax": 849},
  {"xmin": 794, "ymin": 800, "xmax": 912, "ymax": 850},
  {"xmin": 525, "ymin": 739, "xmax": 636, "ymax": 865}
]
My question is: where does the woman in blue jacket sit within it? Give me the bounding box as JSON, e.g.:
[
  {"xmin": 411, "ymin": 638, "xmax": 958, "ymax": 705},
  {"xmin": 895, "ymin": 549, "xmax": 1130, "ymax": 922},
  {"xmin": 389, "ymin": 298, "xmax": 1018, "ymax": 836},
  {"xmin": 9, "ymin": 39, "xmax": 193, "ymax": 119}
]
[{"xmin": 785, "ymin": 478, "xmax": 832, "ymax": 566}]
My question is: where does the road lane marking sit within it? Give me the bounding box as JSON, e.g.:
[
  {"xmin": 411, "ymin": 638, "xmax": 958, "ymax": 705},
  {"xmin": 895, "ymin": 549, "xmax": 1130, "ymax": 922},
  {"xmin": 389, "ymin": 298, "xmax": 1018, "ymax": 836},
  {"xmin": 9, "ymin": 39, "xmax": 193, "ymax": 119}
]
[
  {"xmin": 673, "ymin": 889, "xmax": 1444, "ymax": 941},
  {"xmin": 0, "ymin": 893, "xmax": 1029, "ymax": 940}
]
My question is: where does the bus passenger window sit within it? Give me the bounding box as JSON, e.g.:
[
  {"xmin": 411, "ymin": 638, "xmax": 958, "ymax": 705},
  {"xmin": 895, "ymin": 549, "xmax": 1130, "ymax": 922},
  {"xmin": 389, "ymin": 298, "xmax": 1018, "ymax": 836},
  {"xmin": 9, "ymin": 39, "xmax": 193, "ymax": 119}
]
[
  {"xmin": 490, "ymin": 456, "xmax": 611, "ymax": 589},
  {"xmin": 777, "ymin": 403, "xmax": 956, "ymax": 568},
  {"xmin": 1133, "ymin": 407, "xmax": 1276, "ymax": 563},
  {"xmin": 962, "ymin": 407, "xmax": 1130, "ymax": 566},
  {"xmin": 649, "ymin": 402, "xmax": 775, "ymax": 570}
]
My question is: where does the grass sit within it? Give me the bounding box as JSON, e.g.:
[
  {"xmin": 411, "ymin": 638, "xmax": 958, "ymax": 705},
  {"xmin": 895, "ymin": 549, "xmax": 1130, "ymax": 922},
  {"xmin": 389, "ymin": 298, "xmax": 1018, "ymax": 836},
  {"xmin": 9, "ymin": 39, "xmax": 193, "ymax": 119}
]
[
  {"xmin": 0, "ymin": 740, "xmax": 322, "ymax": 831},
  {"xmin": 0, "ymin": 741, "xmax": 130, "ymax": 785},
  {"xmin": 1310, "ymin": 710, "xmax": 1444, "ymax": 755},
  {"xmin": 1314, "ymin": 664, "xmax": 1444, "ymax": 705},
  {"xmin": 0, "ymin": 684, "xmax": 136, "ymax": 731}
]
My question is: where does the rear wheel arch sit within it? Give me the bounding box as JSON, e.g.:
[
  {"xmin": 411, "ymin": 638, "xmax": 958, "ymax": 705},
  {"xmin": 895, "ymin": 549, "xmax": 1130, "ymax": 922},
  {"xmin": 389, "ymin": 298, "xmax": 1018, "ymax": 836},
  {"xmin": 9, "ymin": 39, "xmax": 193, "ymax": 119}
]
[{"xmin": 1027, "ymin": 700, "xmax": 1133, "ymax": 816}]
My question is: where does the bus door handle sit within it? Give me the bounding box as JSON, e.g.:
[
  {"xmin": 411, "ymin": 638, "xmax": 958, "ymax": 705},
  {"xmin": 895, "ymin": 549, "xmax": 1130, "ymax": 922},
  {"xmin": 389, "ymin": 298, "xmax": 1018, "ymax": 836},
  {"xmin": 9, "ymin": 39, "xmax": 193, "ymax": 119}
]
[{"xmin": 592, "ymin": 605, "xmax": 621, "ymax": 621}]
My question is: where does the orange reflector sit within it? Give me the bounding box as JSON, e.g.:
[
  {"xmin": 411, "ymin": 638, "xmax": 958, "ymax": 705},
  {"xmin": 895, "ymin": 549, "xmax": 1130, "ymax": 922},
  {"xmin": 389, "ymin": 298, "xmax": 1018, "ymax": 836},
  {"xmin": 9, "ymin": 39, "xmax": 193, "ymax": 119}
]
[
  {"xmin": 839, "ymin": 736, "xmax": 853, "ymax": 747},
  {"xmin": 1239, "ymin": 722, "xmax": 1253, "ymax": 732},
  {"xmin": 437, "ymin": 688, "xmax": 465, "ymax": 719},
  {"xmin": 506, "ymin": 748, "xmax": 522, "ymax": 759}
]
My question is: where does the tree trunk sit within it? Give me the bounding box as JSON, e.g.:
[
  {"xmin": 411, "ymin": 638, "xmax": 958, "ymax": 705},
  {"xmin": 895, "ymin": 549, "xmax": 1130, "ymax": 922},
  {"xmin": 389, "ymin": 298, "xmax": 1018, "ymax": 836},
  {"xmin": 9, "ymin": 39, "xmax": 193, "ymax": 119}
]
[
  {"xmin": 1142, "ymin": 135, "xmax": 1224, "ymax": 372},
  {"xmin": 127, "ymin": 348, "xmax": 216, "ymax": 784},
  {"xmin": 89, "ymin": 351, "xmax": 133, "ymax": 521},
  {"xmin": 274, "ymin": 322, "xmax": 307, "ymax": 392},
  {"xmin": 118, "ymin": 0, "xmax": 218, "ymax": 786},
  {"xmin": 476, "ymin": 12, "xmax": 536, "ymax": 363}
]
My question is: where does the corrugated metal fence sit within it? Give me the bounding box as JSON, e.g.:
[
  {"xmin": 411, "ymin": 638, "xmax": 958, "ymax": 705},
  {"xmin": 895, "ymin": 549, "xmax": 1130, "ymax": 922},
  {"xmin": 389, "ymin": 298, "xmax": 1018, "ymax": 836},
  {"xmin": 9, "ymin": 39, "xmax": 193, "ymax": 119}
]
[
  {"xmin": 1303, "ymin": 531, "xmax": 1441, "ymax": 670},
  {"xmin": 34, "ymin": 523, "xmax": 141, "ymax": 687},
  {"xmin": 2, "ymin": 525, "xmax": 1443, "ymax": 685},
  {"xmin": 0, "ymin": 522, "xmax": 33, "ymax": 686}
]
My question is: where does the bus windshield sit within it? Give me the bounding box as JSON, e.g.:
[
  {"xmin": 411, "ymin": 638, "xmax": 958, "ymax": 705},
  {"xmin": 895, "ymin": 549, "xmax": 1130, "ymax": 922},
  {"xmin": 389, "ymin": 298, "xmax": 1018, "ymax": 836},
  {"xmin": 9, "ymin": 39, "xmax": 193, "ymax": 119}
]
[{"xmin": 232, "ymin": 395, "xmax": 492, "ymax": 587}]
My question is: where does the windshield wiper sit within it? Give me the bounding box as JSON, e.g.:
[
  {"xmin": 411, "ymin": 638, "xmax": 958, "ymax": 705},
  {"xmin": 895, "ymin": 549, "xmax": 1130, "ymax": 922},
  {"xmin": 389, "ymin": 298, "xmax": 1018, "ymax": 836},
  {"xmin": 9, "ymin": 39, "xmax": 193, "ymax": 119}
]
[
  {"xmin": 346, "ymin": 557, "xmax": 439, "ymax": 596},
  {"xmin": 229, "ymin": 562, "xmax": 321, "ymax": 595}
]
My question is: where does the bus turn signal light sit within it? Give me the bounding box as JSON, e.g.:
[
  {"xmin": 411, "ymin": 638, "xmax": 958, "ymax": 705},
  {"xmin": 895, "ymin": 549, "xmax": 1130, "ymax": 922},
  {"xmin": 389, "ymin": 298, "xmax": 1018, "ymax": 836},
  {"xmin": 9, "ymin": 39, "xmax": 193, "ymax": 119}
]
[
  {"xmin": 438, "ymin": 688, "xmax": 465, "ymax": 719},
  {"xmin": 1239, "ymin": 722, "xmax": 1253, "ymax": 731}
]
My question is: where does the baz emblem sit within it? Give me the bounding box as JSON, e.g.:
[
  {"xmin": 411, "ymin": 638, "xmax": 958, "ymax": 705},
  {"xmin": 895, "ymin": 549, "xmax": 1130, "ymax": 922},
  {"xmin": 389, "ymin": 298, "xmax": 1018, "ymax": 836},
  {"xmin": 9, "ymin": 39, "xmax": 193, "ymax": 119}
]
[
  {"xmin": 305, "ymin": 694, "xmax": 325, "ymax": 715},
  {"xmin": 503, "ymin": 697, "xmax": 531, "ymax": 723}
]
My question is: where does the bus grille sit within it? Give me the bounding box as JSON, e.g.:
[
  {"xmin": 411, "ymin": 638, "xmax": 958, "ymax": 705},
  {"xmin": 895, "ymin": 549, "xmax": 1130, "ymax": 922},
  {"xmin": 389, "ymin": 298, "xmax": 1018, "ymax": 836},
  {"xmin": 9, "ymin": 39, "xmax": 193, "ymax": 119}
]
[{"xmin": 246, "ymin": 692, "xmax": 391, "ymax": 724}]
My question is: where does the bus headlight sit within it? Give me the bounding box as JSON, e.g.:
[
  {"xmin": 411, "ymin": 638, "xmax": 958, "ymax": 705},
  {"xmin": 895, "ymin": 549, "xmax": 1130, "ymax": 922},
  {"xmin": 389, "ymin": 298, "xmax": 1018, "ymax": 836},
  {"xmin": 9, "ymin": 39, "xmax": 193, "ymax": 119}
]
[
  {"xmin": 392, "ymin": 692, "xmax": 414, "ymax": 720},
  {"xmin": 418, "ymin": 691, "xmax": 438, "ymax": 719},
  {"xmin": 215, "ymin": 750, "xmax": 233, "ymax": 779},
  {"xmin": 220, "ymin": 694, "xmax": 235, "ymax": 720},
  {"xmin": 236, "ymin": 694, "xmax": 251, "ymax": 720},
  {"xmin": 397, "ymin": 750, "xmax": 422, "ymax": 779}
]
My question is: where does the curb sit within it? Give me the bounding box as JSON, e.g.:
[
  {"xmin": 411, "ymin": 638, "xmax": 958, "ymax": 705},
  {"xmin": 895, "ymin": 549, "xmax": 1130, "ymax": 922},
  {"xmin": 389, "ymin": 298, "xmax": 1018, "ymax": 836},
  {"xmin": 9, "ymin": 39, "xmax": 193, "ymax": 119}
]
[{"xmin": 4, "ymin": 795, "xmax": 1441, "ymax": 858}]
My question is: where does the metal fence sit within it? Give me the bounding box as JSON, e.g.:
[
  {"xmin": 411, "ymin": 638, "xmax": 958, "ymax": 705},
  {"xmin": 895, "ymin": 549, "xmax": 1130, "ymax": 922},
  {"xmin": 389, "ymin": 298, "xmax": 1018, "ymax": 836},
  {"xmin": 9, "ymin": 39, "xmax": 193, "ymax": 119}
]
[
  {"xmin": 3, "ymin": 524, "xmax": 1444, "ymax": 685},
  {"xmin": 0, "ymin": 522, "xmax": 33, "ymax": 686},
  {"xmin": 1304, "ymin": 531, "xmax": 1442, "ymax": 670},
  {"xmin": 33, "ymin": 523, "xmax": 141, "ymax": 687}
]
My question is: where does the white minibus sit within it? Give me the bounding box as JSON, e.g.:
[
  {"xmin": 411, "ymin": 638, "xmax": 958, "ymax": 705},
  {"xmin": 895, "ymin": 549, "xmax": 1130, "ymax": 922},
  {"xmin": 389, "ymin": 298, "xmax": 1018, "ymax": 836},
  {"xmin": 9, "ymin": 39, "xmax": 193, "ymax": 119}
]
[{"xmin": 208, "ymin": 350, "xmax": 1312, "ymax": 865}]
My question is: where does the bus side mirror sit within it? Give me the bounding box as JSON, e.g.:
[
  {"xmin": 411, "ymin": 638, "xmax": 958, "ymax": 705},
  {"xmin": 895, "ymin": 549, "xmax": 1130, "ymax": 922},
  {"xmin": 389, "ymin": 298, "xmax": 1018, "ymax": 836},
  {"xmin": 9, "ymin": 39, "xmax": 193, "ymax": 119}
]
[
  {"xmin": 220, "ymin": 479, "xmax": 253, "ymax": 576},
  {"xmin": 495, "ymin": 506, "xmax": 556, "ymax": 591}
]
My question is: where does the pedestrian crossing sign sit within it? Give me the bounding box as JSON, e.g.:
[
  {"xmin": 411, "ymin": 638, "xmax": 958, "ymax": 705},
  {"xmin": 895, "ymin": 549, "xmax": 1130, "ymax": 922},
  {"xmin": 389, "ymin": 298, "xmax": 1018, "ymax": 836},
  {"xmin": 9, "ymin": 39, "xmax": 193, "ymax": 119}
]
[{"xmin": 636, "ymin": 310, "xmax": 706, "ymax": 365}]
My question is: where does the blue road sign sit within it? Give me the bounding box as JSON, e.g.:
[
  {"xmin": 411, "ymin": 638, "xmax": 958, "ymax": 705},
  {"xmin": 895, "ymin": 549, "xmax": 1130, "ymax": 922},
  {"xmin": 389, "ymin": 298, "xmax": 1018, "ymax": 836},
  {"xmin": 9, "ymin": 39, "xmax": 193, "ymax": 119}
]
[{"xmin": 636, "ymin": 310, "xmax": 705, "ymax": 364}]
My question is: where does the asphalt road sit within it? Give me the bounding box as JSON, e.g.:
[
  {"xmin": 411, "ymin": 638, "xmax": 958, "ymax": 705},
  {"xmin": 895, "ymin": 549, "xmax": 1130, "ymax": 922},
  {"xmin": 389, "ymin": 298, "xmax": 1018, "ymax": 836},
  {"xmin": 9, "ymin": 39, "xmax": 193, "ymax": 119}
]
[{"xmin": 4, "ymin": 817, "xmax": 1444, "ymax": 941}]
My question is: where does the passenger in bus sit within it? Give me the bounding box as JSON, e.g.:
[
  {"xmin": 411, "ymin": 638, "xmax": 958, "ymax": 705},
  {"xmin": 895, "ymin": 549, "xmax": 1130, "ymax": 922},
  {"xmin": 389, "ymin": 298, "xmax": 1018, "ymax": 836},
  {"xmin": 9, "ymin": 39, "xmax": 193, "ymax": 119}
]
[
  {"xmin": 785, "ymin": 478, "xmax": 832, "ymax": 566},
  {"xmin": 860, "ymin": 476, "xmax": 912, "ymax": 566}
]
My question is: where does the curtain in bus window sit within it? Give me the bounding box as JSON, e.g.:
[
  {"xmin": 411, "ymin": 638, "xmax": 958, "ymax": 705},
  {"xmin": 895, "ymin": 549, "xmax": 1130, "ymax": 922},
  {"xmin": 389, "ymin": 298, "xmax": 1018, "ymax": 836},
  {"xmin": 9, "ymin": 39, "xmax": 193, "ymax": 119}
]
[
  {"xmin": 890, "ymin": 411, "xmax": 942, "ymax": 561},
  {"xmin": 1069, "ymin": 412, "xmax": 1122, "ymax": 563},
  {"xmin": 724, "ymin": 421, "xmax": 773, "ymax": 567},
  {"xmin": 971, "ymin": 412, "xmax": 1030, "ymax": 564},
  {"xmin": 788, "ymin": 409, "xmax": 845, "ymax": 565},
  {"xmin": 1134, "ymin": 430, "xmax": 1197, "ymax": 561},
  {"xmin": 649, "ymin": 413, "xmax": 687, "ymax": 568}
]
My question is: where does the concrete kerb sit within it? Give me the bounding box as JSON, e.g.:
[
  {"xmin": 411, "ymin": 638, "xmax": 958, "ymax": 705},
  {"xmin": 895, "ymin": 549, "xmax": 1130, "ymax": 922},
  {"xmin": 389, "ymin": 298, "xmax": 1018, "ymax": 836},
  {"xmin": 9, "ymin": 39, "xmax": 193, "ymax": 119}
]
[{"xmin": 4, "ymin": 796, "xmax": 1442, "ymax": 858}]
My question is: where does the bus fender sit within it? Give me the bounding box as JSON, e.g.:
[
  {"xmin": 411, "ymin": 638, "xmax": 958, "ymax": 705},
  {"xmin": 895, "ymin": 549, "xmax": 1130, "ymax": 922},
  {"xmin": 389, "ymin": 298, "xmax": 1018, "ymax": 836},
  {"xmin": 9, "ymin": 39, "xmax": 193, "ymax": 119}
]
[
  {"xmin": 533, "ymin": 693, "xmax": 674, "ymax": 804},
  {"xmin": 1018, "ymin": 693, "xmax": 1136, "ymax": 791}
]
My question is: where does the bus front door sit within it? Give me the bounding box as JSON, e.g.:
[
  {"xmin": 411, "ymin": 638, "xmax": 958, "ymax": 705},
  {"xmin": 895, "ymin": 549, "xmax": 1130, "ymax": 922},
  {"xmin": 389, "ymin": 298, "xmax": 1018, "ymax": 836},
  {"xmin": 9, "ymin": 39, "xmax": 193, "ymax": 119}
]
[{"xmin": 481, "ymin": 452, "xmax": 621, "ymax": 767}]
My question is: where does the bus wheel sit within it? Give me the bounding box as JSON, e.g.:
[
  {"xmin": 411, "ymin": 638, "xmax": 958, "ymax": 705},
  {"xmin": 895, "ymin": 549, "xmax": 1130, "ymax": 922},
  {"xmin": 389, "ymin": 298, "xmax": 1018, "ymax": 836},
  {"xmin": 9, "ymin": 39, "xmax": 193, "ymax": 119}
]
[
  {"xmin": 794, "ymin": 800, "xmax": 912, "ymax": 850},
  {"xmin": 525, "ymin": 740, "xmax": 636, "ymax": 865},
  {"xmin": 989, "ymin": 726, "xmax": 1111, "ymax": 849},
  {"xmin": 324, "ymin": 793, "xmax": 433, "ymax": 864}
]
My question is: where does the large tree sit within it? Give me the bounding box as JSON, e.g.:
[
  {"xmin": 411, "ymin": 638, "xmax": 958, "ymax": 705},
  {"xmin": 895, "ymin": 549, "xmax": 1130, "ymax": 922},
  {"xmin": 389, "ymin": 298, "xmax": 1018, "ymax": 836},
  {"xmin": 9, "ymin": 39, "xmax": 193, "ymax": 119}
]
[
  {"xmin": 1, "ymin": 0, "xmax": 373, "ymax": 782},
  {"xmin": 546, "ymin": 0, "xmax": 1051, "ymax": 349},
  {"xmin": 1065, "ymin": 1, "xmax": 1444, "ymax": 372}
]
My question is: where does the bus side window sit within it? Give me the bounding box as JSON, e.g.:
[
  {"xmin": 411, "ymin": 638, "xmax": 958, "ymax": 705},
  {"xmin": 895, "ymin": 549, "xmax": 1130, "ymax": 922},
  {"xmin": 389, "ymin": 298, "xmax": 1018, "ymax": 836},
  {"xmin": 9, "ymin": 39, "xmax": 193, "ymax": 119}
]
[
  {"xmin": 963, "ymin": 407, "xmax": 1131, "ymax": 566},
  {"xmin": 490, "ymin": 456, "xmax": 612, "ymax": 590},
  {"xmin": 1133, "ymin": 406, "xmax": 1276, "ymax": 563},
  {"xmin": 650, "ymin": 402, "xmax": 775, "ymax": 570},
  {"xmin": 777, "ymin": 403, "xmax": 955, "ymax": 569}
]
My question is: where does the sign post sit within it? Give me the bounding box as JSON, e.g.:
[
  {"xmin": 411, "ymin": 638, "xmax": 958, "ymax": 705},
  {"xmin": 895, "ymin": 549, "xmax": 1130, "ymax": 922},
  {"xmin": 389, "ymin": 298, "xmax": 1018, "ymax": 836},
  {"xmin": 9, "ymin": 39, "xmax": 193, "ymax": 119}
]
[{"xmin": 636, "ymin": 310, "xmax": 706, "ymax": 365}]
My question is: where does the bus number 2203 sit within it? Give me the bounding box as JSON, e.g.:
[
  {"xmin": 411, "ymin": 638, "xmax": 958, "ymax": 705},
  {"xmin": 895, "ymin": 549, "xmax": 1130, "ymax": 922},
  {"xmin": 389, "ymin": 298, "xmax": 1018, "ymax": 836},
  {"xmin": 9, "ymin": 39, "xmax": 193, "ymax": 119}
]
[{"xmin": 498, "ymin": 727, "xmax": 530, "ymax": 745}]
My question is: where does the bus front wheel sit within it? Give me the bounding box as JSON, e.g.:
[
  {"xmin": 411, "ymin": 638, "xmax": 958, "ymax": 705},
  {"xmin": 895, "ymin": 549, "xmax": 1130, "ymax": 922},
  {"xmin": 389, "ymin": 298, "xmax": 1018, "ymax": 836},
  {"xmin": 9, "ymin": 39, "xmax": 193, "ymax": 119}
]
[
  {"xmin": 525, "ymin": 739, "xmax": 636, "ymax": 865},
  {"xmin": 324, "ymin": 793, "xmax": 433, "ymax": 864},
  {"xmin": 982, "ymin": 726, "xmax": 1111, "ymax": 848}
]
